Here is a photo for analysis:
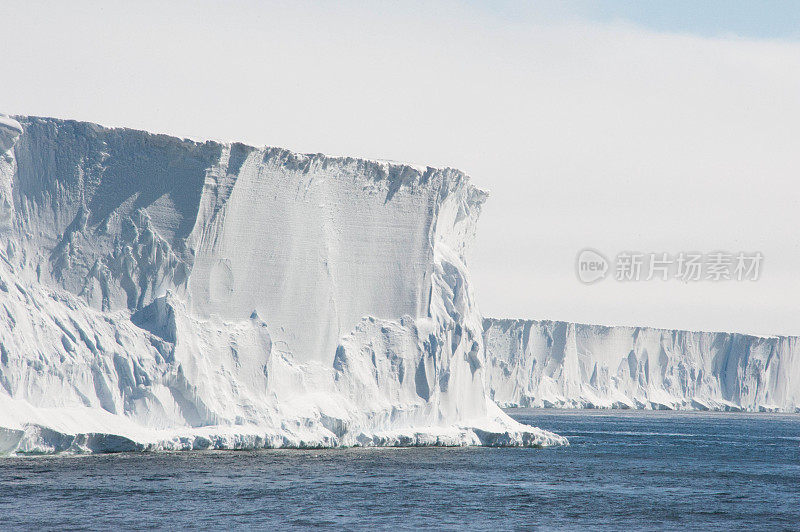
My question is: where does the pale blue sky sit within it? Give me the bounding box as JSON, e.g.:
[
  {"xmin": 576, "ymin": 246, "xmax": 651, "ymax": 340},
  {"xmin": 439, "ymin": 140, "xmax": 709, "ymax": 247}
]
[{"xmin": 469, "ymin": 0, "xmax": 800, "ymax": 40}]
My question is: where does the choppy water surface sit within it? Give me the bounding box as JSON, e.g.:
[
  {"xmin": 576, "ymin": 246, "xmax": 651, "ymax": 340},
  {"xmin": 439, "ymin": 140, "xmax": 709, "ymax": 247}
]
[{"xmin": 2, "ymin": 410, "xmax": 798, "ymax": 530}]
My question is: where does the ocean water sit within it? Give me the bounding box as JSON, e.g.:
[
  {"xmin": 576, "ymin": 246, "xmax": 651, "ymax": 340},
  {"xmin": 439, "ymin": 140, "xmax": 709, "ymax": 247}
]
[{"xmin": 1, "ymin": 410, "xmax": 798, "ymax": 530}]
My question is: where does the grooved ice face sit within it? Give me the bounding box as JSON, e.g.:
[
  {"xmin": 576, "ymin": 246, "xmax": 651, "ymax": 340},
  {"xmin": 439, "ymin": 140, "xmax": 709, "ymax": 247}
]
[{"xmin": 0, "ymin": 116, "xmax": 569, "ymax": 452}]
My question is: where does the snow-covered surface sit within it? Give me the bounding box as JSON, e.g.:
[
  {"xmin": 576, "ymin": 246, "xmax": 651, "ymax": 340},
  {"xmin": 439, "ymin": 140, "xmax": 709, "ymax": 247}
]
[
  {"xmin": 484, "ymin": 318, "xmax": 800, "ymax": 412},
  {"xmin": 0, "ymin": 115, "xmax": 565, "ymax": 454},
  {"xmin": 0, "ymin": 114, "xmax": 23, "ymax": 154}
]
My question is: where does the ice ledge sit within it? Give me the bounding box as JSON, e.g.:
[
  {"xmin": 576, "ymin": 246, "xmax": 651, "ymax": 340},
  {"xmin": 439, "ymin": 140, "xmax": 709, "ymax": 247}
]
[
  {"xmin": 0, "ymin": 423, "xmax": 567, "ymax": 455},
  {"xmin": 0, "ymin": 114, "xmax": 23, "ymax": 153},
  {"xmin": 0, "ymin": 415, "xmax": 567, "ymax": 456},
  {"xmin": 0, "ymin": 388, "xmax": 566, "ymax": 456}
]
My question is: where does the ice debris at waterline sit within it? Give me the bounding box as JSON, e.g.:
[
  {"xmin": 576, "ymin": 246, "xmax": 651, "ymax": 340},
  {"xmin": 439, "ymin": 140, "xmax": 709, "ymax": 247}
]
[
  {"xmin": 483, "ymin": 318, "xmax": 800, "ymax": 412},
  {"xmin": 0, "ymin": 115, "xmax": 566, "ymax": 454}
]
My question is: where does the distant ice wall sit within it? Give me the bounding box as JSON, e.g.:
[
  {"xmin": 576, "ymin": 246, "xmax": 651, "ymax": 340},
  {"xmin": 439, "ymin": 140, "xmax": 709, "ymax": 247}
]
[{"xmin": 483, "ymin": 318, "xmax": 800, "ymax": 412}]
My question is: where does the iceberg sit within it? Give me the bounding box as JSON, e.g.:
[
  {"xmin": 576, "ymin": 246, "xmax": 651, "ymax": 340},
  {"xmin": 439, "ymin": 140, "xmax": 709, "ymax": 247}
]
[
  {"xmin": 0, "ymin": 115, "xmax": 565, "ymax": 454},
  {"xmin": 483, "ymin": 318, "xmax": 800, "ymax": 412}
]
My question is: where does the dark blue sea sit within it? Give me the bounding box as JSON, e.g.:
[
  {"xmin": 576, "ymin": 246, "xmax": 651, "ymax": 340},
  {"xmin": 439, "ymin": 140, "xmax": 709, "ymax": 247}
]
[{"xmin": 2, "ymin": 410, "xmax": 798, "ymax": 530}]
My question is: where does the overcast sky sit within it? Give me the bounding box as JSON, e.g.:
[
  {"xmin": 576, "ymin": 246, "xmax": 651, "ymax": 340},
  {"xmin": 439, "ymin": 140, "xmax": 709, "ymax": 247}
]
[{"xmin": 3, "ymin": 1, "xmax": 800, "ymax": 335}]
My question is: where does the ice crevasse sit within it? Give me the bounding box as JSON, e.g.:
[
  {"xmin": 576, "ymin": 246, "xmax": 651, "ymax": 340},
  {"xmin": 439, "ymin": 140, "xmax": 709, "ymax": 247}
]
[{"xmin": 0, "ymin": 115, "xmax": 566, "ymax": 454}]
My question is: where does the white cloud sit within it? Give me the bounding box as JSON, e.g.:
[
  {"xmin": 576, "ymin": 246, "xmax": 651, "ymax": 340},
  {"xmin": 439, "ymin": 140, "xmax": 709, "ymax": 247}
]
[{"xmin": 2, "ymin": 1, "xmax": 799, "ymax": 335}]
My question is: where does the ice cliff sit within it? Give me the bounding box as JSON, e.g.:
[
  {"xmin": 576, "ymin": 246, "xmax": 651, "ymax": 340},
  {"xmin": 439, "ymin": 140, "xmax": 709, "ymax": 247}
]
[
  {"xmin": 483, "ymin": 318, "xmax": 800, "ymax": 412},
  {"xmin": 0, "ymin": 115, "xmax": 565, "ymax": 454}
]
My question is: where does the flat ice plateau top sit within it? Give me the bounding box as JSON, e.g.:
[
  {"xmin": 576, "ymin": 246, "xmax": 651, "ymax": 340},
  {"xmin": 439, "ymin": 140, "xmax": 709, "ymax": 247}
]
[
  {"xmin": 484, "ymin": 318, "xmax": 800, "ymax": 412},
  {"xmin": 0, "ymin": 115, "xmax": 566, "ymax": 454}
]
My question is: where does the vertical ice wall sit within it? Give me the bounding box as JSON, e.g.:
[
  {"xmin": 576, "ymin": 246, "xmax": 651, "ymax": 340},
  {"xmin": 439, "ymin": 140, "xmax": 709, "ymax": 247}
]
[
  {"xmin": 8, "ymin": 117, "xmax": 220, "ymax": 310},
  {"xmin": 483, "ymin": 318, "xmax": 800, "ymax": 411},
  {"xmin": 186, "ymin": 147, "xmax": 441, "ymax": 365},
  {"xmin": 0, "ymin": 116, "xmax": 565, "ymax": 452}
]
